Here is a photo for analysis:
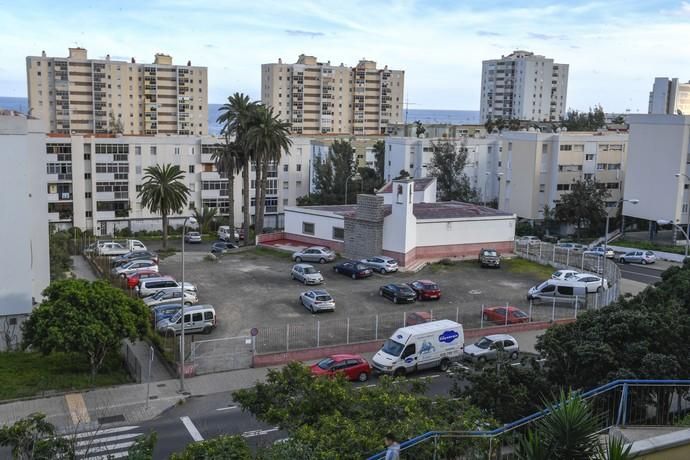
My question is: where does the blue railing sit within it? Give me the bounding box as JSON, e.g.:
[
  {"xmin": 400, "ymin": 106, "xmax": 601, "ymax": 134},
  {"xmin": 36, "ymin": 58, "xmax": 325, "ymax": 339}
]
[{"xmin": 366, "ymin": 379, "xmax": 690, "ymax": 459}]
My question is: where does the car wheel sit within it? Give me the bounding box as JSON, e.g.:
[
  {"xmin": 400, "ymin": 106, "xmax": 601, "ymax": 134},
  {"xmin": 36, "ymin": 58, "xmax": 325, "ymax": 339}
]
[
  {"xmin": 596, "ymin": 286, "xmax": 603, "ymax": 293},
  {"xmin": 393, "ymin": 367, "xmax": 405, "ymax": 377},
  {"xmin": 319, "ymin": 258, "xmax": 326, "ymax": 264},
  {"xmin": 439, "ymin": 358, "xmax": 450, "ymax": 372},
  {"xmin": 641, "ymin": 259, "xmax": 647, "ymax": 265},
  {"xmin": 202, "ymin": 326, "xmax": 212, "ymax": 334},
  {"xmin": 295, "ymin": 256, "xmax": 302, "ymax": 263},
  {"xmin": 351, "ymin": 273, "xmax": 357, "ymax": 280},
  {"xmin": 510, "ymin": 351, "xmax": 519, "ymax": 360},
  {"xmin": 393, "ymin": 296, "xmax": 398, "ymax": 304},
  {"xmin": 290, "ymin": 274, "xmax": 295, "ymax": 280},
  {"xmin": 310, "ymin": 304, "xmax": 315, "ymax": 314},
  {"xmin": 358, "ymin": 372, "xmax": 369, "ymax": 382},
  {"xmin": 379, "ymin": 268, "xmax": 385, "ymax": 274},
  {"xmin": 478, "ymin": 356, "xmax": 487, "ymax": 363},
  {"xmin": 184, "ymin": 302, "xmax": 192, "ymax": 306},
  {"xmin": 379, "ymin": 289, "xmax": 384, "ymax": 297},
  {"xmin": 482, "ymin": 313, "xmax": 489, "ymax": 321},
  {"xmin": 334, "ymin": 267, "xmax": 339, "ymax": 273},
  {"xmin": 620, "ymin": 258, "xmax": 626, "ymax": 264}
]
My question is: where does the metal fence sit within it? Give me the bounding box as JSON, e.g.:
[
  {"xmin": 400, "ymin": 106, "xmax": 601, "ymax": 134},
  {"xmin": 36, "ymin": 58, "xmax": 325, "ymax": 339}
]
[
  {"xmin": 189, "ymin": 335, "xmax": 254, "ymax": 375},
  {"xmin": 122, "ymin": 341, "xmax": 143, "ymax": 383}
]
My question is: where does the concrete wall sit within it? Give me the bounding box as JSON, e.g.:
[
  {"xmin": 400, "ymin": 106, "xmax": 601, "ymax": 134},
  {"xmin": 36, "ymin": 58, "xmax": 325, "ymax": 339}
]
[
  {"xmin": 283, "ymin": 206, "xmax": 345, "ymax": 246},
  {"xmin": 344, "ymin": 194, "xmax": 384, "ymax": 260},
  {"xmin": 415, "ymin": 217, "xmax": 515, "ymax": 247}
]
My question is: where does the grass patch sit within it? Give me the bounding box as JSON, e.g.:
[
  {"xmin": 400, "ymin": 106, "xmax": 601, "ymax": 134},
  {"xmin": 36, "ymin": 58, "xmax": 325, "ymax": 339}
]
[
  {"xmin": 0, "ymin": 351, "xmax": 130, "ymax": 400},
  {"xmin": 250, "ymin": 246, "xmax": 293, "ymax": 260},
  {"xmin": 502, "ymin": 258, "xmax": 554, "ymax": 279},
  {"xmin": 614, "ymin": 239, "xmax": 687, "ymax": 256}
]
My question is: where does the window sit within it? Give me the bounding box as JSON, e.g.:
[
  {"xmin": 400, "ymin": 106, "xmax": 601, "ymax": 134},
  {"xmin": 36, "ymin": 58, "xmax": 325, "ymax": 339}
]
[
  {"xmin": 174, "ymin": 147, "xmax": 180, "ymax": 155},
  {"xmin": 332, "ymin": 227, "xmax": 344, "ymax": 241},
  {"xmin": 85, "ymin": 192, "xmax": 92, "ymax": 198},
  {"xmin": 402, "ymin": 344, "xmax": 416, "ymax": 358},
  {"xmin": 296, "ymin": 164, "xmax": 302, "ymax": 172},
  {"xmin": 85, "ymin": 173, "xmax": 91, "ymax": 179},
  {"xmin": 135, "ymin": 146, "xmax": 141, "ymax": 155},
  {"xmin": 573, "ymin": 144, "xmax": 585, "ymax": 152},
  {"xmin": 560, "ymin": 144, "xmax": 573, "ymax": 151},
  {"xmin": 188, "ymin": 165, "xmax": 195, "ymax": 174},
  {"xmin": 283, "ymin": 164, "xmax": 289, "ymax": 172},
  {"xmin": 302, "ymin": 222, "xmax": 315, "ymax": 235},
  {"xmin": 85, "ymin": 211, "xmax": 92, "ymax": 218},
  {"xmin": 150, "ymin": 146, "xmax": 157, "ymax": 155},
  {"xmin": 192, "ymin": 312, "xmax": 203, "ymax": 322},
  {"xmin": 556, "ymin": 184, "xmax": 570, "ymax": 191},
  {"xmin": 283, "ymin": 199, "xmax": 288, "ymax": 206},
  {"xmin": 135, "ymin": 166, "xmax": 142, "ymax": 175},
  {"xmin": 189, "ymin": 183, "xmax": 196, "ymax": 192},
  {"xmin": 136, "ymin": 185, "xmax": 142, "ymax": 192},
  {"xmin": 539, "ymin": 184, "xmax": 545, "ymax": 192},
  {"xmin": 283, "ymin": 181, "xmax": 289, "ymax": 189},
  {"xmin": 585, "ymin": 154, "xmax": 594, "ymax": 161},
  {"xmin": 84, "ymin": 153, "xmax": 91, "ymax": 160}
]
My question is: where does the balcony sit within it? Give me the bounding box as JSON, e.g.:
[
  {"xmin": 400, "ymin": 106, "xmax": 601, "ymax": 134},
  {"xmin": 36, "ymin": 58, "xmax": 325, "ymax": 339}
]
[
  {"xmin": 201, "ymin": 153, "xmax": 215, "ymax": 163},
  {"xmin": 96, "ymin": 211, "xmax": 116, "ymax": 220},
  {"xmin": 201, "ymin": 171, "xmax": 222, "ymax": 181}
]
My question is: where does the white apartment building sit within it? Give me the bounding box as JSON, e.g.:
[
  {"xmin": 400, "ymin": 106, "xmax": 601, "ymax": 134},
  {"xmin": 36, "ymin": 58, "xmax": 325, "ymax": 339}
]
[
  {"xmin": 27, "ymin": 48, "xmax": 208, "ymax": 136},
  {"xmin": 496, "ymin": 131, "xmax": 629, "ymax": 220},
  {"xmin": 480, "ymin": 50, "xmax": 569, "ymax": 123},
  {"xmin": 648, "ymin": 78, "xmax": 690, "ymax": 115},
  {"xmin": 622, "ymin": 115, "xmax": 690, "ymax": 228},
  {"xmin": 261, "ymin": 54, "xmax": 404, "ymax": 136},
  {"xmin": 0, "ymin": 111, "xmax": 50, "ymax": 348},
  {"xmin": 383, "ymin": 136, "xmax": 503, "ymax": 204},
  {"xmin": 45, "ymin": 135, "xmax": 312, "ymax": 234}
]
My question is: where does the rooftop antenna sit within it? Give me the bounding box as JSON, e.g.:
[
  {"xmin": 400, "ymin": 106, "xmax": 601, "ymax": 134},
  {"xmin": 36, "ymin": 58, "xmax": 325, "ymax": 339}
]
[{"xmin": 404, "ymin": 94, "xmax": 418, "ymax": 125}]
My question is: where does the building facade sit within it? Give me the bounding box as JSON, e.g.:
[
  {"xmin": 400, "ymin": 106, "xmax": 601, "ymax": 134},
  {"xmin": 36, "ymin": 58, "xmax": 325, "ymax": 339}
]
[
  {"xmin": 0, "ymin": 111, "xmax": 50, "ymax": 349},
  {"xmin": 27, "ymin": 48, "xmax": 208, "ymax": 136},
  {"xmin": 480, "ymin": 50, "xmax": 569, "ymax": 123},
  {"xmin": 261, "ymin": 54, "xmax": 404, "ymax": 136},
  {"xmin": 648, "ymin": 78, "xmax": 690, "ymax": 115},
  {"xmin": 496, "ymin": 131, "xmax": 629, "ymax": 220},
  {"xmin": 622, "ymin": 115, "xmax": 690, "ymax": 227}
]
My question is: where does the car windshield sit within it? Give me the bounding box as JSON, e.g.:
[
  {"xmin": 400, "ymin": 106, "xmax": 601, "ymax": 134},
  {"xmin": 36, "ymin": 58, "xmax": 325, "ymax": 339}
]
[
  {"xmin": 475, "ymin": 337, "xmax": 494, "ymax": 349},
  {"xmin": 304, "ymin": 267, "xmax": 318, "ymax": 274},
  {"xmin": 317, "ymin": 358, "xmax": 335, "ymax": 370},
  {"xmin": 645, "ymin": 251, "xmax": 654, "ymax": 256},
  {"xmin": 315, "ymin": 295, "xmax": 332, "ymax": 302},
  {"xmin": 188, "ymin": 232, "xmax": 199, "ymax": 236},
  {"xmin": 386, "ymin": 260, "xmax": 397, "ymax": 265},
  {"xmin": 382, "ymin": 339, "xmax": 405, "ymax": 357},
  {"xmin": 170, "ymin": 311, "xmax": 182, "ymax": 322},
  {"xmin": 355, "ymin": 264, "xmax": 368, "ymax": 271},
  {"xmin": 423, "ymin": 283, "xmax": 438, "ymax": 290},
  {"xmin": 484, "ymin": 250, "xmax": 497, "ymax": 257},
  {"xmin": 537, "ymin": 281, "xmax": 549, "ymax": 290}
]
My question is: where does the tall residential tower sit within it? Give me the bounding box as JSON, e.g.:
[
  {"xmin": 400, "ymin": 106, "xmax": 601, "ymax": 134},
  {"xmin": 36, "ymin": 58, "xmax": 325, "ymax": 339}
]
[
  {"xmin": 480, "ymin": 50, "xmax": 569, "ymax": 123},
  {"xmin": 648, "ymin": 78, "xmax": 690, "ymax": 115},
  {"xmin": 26, "ymin": 48, "xmax": 208, "ymax": 136},
  {"xmin": 261, "ymin": 54, "xmax": 405, "ymax": 136}
]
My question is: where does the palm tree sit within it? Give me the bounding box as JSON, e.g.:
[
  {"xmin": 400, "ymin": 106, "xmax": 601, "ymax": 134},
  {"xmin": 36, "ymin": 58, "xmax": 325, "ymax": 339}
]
[
  {"xmin": 192, "ymin": 206, "xmax": 217, "ymax": 235},
  {"xmin": 245, "ymin": 105, "xmax": 292, "ymax": 236},
  {"xmin": 210, "ymin": 141, "xmax": 241, "ymax": 241},
  {"xmin": 216, "ymin": 93, "xmax": 257, "ymax": 246},
  {"xmin": 138, "ymin": 164, "xmax": 190, "ymax": 249}
]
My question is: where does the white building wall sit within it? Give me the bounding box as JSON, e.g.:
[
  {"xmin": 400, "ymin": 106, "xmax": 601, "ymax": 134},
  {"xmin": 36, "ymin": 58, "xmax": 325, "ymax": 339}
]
[
  {"xmin": 383, "ymin": 180, "xmax": 416, "ymax": 254},
  {"xmin": 283, "ymin": 207, "xmax": 345, "ymax": 244},
  {"xmin": 415, "ymin": 217, "xmax": 515, "ymax": 247}
]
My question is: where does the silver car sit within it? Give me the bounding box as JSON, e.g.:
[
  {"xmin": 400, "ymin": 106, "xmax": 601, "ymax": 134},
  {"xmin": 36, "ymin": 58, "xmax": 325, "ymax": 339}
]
[
  {"xmin": 618, "ymin": 250, "xmax": 656, "ymax": 265},
  {"xmin": 359, "ymin": 256, "xmax": 398, "ymax": 274},
  {"xmin": 463, "ymin": 334, "xmax": 519, "ymax": 362},
  {"xmin": 299, "ymin": 290, "xmax": 335, "ymax": 313},
  {"xmin": 184, "ymin": 231, "xmax": 202, "ymax": 243},
  {"xmin": 111, "ymin": 259, "xmax": 158, "ymax": 278},
  {"xmin": 144, "ymin": 289, "xmax": 198, "ymax": 307},
  {"xmin": 291, "ymin": 264, "xmax": 324, "ymax": 285},
  {"xmin": 292, "ymin": 246, "xmax": 336, "ymax": 264}
]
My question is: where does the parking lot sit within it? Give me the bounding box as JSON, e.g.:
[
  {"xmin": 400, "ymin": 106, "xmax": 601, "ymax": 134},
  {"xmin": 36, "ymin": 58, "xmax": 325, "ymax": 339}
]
[{"xmin": 158, "ymin": 248, "xmax": 575, "ymax": 340}]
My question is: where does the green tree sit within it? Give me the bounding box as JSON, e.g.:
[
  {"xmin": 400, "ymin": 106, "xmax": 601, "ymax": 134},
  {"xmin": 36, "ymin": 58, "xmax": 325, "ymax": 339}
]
[
  {"xmin": 0, "ymin": 413, "xmax": 74, "ymax": 460},
  {"xmin": 217, "ymin": 93, "xmax": 258, "ymax": 245},
  {"xmin": 304, "ymin": 139, "xmax": 357, "ymax": 205},
  {"xmin": 22, "ymin": 279, "xmax": 150, "ymax": 381},
  {"xmin": 170, "ymin": 435, "xmax": 251, "ymax": 460},
  {"xmin": 357, "ymin": 166, "xmax": 382, "ymax": 195},
  {"xmin": 427, "ymin": 141, "xmax": 478, "ymax": 202},
  {"xmin": 191, "ymin": 206, "xmax": 218, "ymax": 235},
  {"xmin": 562, "ymin": 105, "xmax": 606, "ymax": 131},
  {"xmin": 127, "ymin": 432, "xmax": 157, "ymax": 460},
  {"xmin": 414, "ymin": 120, "xmax": 426, "ymax": 138},
  {"xmin": 138, "ymin": 164, "xmax": 191, "ymax": 249},
  {"xmin": 540, "ymin": 204, "xmax": 556, "ymax": 236},
  {"xmin": 49, "ymin": 230, "xmax": 73, "ymax": 280},
  {"xmin": 554, "ymin": 178, "xmax": 609, "ymax": 238},
  {"xmin": 372, "ymin": 140, "xmax": 386, "ymax": 182},
  {"xmin": 245, "ymin": 105, "xmax": 292, "ymax": 235},
  {"xmin": 393, "ymin": 169, "xmax": 410, "ymax": 180}
]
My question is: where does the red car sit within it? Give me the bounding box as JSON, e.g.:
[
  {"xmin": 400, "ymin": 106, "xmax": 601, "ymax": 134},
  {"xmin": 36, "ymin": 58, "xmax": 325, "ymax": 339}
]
[
  {"xmin": 126, "ymin": 270, "xmax": 161, "ymax": 289},
  {"xmin": 405, "ymin": 311, "xmax": 432, "ymax": 326},
  {"xmin": 310, "ymin": 354, "xmax": 372, "ymax": 382},
  {"xmin": 482, "ymin": 306, "xmax": 529, "ymax": 325},
  {"xmin": 407, "ymin": 280, "xmax": 441, "ymax": 300}
]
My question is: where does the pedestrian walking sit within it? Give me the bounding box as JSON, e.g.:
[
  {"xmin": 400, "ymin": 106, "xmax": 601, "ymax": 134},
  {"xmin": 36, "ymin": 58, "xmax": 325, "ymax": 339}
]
[{"xmin": 384, "ymin": 433, "xmax": 400, "ymax": 460}]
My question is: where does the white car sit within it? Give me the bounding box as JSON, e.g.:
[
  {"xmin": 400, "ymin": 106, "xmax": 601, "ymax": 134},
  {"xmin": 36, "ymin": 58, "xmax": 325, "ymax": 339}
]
[
  {"xmin": 184, "ymin": 232, "xmax": 202, "ymax": 244},
  {"xmin": 144, "ymin": 289, "xmax": 198, "ymax": 307},
  {"xmin": 111, "ymin": 260, "xmax": 159, "ymax": 277},
  {"xmin": 97, "ymin": 242, "xmax": 130, "ymax": 256},
  {"xmin": 584, "ymin": 246, "xmax": 615, "ymax": 258},
  {"xmin": 551, "ymin": 269, "xmax": 580, "ymax": 280},
  {"xmin": 217, "ymin": 226, "xmax": 239, "ymax": 242},
  {"xmin": 572, "ymin": 273, "xmax": 609, "ymax": 292}
]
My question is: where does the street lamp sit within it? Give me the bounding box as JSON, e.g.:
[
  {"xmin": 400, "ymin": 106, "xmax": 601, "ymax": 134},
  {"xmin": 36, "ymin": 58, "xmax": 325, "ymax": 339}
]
[
  {"xmin": 179, "ymin": 215, "xmax": 197, "ymax": 393},
  {"xmin": 603, "ymin": 198, "xmax": 639, "ymax": 289},
  {"xmin": 344, "ymin": 172, "xmax": 362, "ymax": 204},
  {"xmin": 657, "ymin": 219, "xmax": 689, "ymax": 259}
]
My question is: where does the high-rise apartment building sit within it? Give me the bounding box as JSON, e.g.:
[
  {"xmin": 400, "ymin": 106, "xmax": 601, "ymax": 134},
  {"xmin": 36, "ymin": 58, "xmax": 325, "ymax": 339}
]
[
  {"xmin": 648, "ymin": 78, "xmax": 690, "ymax": 115},
  {"xmin": 261, "ymin": 54, "xmax": 404, "ymax": 136},
  {"xmin": 27, "ymin": 48, "xmax": 208, "ymax": 136},
  {"xmin": 480, "ymin": 50, "xmax": 569, "ymax": 123}
]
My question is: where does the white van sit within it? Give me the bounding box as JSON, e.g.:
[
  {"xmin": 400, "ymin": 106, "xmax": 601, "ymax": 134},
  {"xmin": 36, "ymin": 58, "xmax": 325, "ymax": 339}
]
[
  {"xmin": 217, "ymin": 226, "xmax": 239, "ymax": 242},
  {"xmin": 137, "ymin": 277, "xmax": 197, "ymax": 298},
  {"xmin": 372, "ymin": 319, "xmax": 464, "ymax": 376},
  {"xmin": 156, "ymin": 305, "xmax": 217, "ymax": 335},
  {"xmin": 527, "ymin": 279, "xmax": 587, "ymax": 304},
  {"xmin": 127, "ymin": 239, "xmax": 147, "ymax": 251}
]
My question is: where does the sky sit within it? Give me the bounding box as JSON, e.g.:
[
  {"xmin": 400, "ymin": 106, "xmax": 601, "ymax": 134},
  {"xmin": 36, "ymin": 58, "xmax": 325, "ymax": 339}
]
[{"xmin": 1, "ymin": 0, "xmax": 690, "ymax": 111}]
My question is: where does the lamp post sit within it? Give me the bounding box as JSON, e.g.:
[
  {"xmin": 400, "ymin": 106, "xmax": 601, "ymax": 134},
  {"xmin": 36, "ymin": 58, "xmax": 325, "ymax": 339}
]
[
  {"xmin": 675, "ymin": 172, "xmax": 690, "ymax": 252},
  {"xmin": 657, "ymin": 219, "xmax": 689, "ymax": 259},
  {"xmin": 603, "ymin": 198, "xmax": 639, "ymax": 289},
  {"xmin": 179, "ymin": 215, "xmax": 197, "ymax": 393},
  {"xmin": 344, "ymin": 173, "xmax": 362, "ymax": 204}
]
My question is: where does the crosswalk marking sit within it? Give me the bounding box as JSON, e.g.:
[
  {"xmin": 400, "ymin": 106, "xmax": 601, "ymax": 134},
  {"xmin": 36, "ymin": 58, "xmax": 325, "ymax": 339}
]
[
  {"xmin": 76, "ymin": 441, "xmax": 137, "ymax": 455},
  {"xmin": 73, "ymin": 425, "xmax": 141, "ymax": 439},
  {"xmin": 66, "ymin": 425, "xmax": 141, "ymax": 460},
  {"xmin": 181, "ymin": 416, "xmax": 204, "ymax": 442},
  {"xmin": 75, "ymin": 432, "xmax": 142, "ymax": 448}
]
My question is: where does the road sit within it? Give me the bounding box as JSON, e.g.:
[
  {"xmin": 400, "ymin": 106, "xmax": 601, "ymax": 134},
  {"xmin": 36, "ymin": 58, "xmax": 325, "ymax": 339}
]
[{"xmin": 616, "ymin": 262, "xmax": 663, "ymax": 284}]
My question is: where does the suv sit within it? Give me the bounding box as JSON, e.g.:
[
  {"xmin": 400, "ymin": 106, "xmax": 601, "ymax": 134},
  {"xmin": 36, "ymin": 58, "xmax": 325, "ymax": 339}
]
[
  {"xmin": 292, "ymin": 246, "xmax": 336, "ymax": 264},
  {"xmin": 478, "ymin": 248, "xmax": 501, "ymax": 268}
]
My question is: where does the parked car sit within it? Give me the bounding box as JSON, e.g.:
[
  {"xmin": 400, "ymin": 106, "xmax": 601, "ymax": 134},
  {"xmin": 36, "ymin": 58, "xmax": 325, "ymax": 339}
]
[
  {"xmin": 310, "ymin": 354, "xmax": 372, "ymax": 382},
  {"xmin": 556, "ymin": 242, "xmax": 586, "ymax": 251},
  {"xmin": 210, "ymin": 241, "xmax": 239, "ymax": 254},
  {"xmin": 516, "ymin": 236, "xmax": 540, "ymax": 245},
  {"xmin": 463, "ymin": 334, "xmax": 519, "ymax": 362},
  {"xmin": 299, "ymin": 290, "xmax": 336, "ymax": 313},
  {"xmin": 407, "ymin": 280, "xmax": 441, "ymax": 300},
  {"xmin": 527, "ymin": 279, "xmax": 587, "ymax": 304},
  {"xmin": 584, "ymin": 246, "xmax": 615, "ymax": 258},
  {"xmin": 217, "ymin": 226, "xmax": 239, "ymax": 242},
  {"xmin": 126, "ymin": 270, "xmax": 162, "ymax": 289},
  {"xmin": 292, "ymin": 246, "xmax": 336, "ymax": 264},
  {"xmin": 478, "ymin": 248, "xmax": 501, "ymax": 268},
  {"xmin": 97, "ymin": 242, "xmax": 130, "ymax": 256},
  {"xmin": 359, "ymin": 256, "xmax": 399, "ymax": 273},
  {"xmin": 291, "ymin": 264, "xmax": 324, "ymax": 285},
  {"xmin": 379, "ymin": 283, "xmax": 417, "ymax": 304},
  {"xmin": 112, "ymin": 250, "xmax": 159, "ymax": 267},
  {"xmin": 571, "ymin": 273, "xmax": 608, "ymax": 292},
  {"xmin": 111, "ymin": 260, "xmax": 158, "ymax": 278},
  {"xmin": 138, "ymin": 277, "xmax": 197, "ymax": 298},
  {"xmin": 150, "ymin": 304, "xmax": 181, "ymax": 325},
  {"xmin": 144, "ymin": 289, "xmax": 198, "ymax": 307},
  {"xmin": 618, "ymin": 250, "xmax": 656, "ymax": 265},
  {"xmin": 184, "ymin": 231, "xmax": 202, "ymax": 244},
  {"xmin": 333, "ymin": 261, "xmax": 373, "ymax": 279},
  {"xmin": 551, "ymin": 269, "xmax": 580, "ymax": 280},
  {"xmin": 405, "ymin": 311, "xmax": 432, "ymax": 326},
  {"xmin": 156, "ymin": 304, "xmax": 216, "ymax": 335},
  {"xmin": 482, "ymin": 306, "xmax": 529, "ymax": 325}
]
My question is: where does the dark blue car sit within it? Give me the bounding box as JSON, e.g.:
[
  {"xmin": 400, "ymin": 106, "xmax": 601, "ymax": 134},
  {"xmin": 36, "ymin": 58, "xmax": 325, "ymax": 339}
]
[
  {"xmin": 379, "ymin": 284, "xmax": 417, "ymax": 304},
  {"xmin": 333, "ymin": 261, "xmax": 373, "ymax": 280}
]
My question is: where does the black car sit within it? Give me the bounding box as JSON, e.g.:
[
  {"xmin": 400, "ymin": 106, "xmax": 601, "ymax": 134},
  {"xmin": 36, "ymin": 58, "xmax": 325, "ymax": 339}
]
[
  {"xmin": 333, "ymin": 261, "xmax": 373, "ymax": 279},
  {"xmin": 379, "ymin": 284, "xmax": 417, "ymax": 304},
  {"xmin": 211, "ymin": 241, "xmax": 239, "ymax": 254},
  {"xmin": 111, "ymin": 250, "xmax": 159, "ymax": 267}
]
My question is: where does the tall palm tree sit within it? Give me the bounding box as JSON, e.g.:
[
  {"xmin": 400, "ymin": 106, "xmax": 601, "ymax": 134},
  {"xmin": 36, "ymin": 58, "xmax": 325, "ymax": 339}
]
[
  {"xmin": 210, "ymin": 141, "xmax": 241, "ymax": 241},
  {"xmin": 216, "ymin": 93, "xmax": 257, "ymax": 246},
  {"xmin": 191, "ymin": 206, "xmax": 217, "ymax": 235},
  {"xmin": 138, "ymin": 164, "xmax": 190, "ymax": 249},
  {"xmin": 245, "ymin": 105, "xmax": 292, "ymax": 236}
]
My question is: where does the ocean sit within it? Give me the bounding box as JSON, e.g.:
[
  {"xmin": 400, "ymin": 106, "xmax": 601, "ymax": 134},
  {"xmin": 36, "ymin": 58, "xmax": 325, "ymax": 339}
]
[{"xmin": 1, "ymin": 97, "xmax": 480, "ymax": 135}]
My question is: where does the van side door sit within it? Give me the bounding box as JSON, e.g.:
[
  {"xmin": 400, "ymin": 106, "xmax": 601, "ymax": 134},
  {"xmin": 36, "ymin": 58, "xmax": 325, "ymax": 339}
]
[{"xmin": 401, "ymin": 343, "xmax": 417, "ymax": 371}]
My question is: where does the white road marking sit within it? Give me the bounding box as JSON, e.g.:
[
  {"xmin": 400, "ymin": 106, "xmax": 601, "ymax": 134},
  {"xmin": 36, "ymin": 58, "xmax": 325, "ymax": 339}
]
[
  {"xmin": 216, "ymin": 405, "xmax": 238, "ymax": 411},
  {"xmin": 242, "ymin": 427, "xmax": 279, "ymax": 438},
  {"xmin": 76, "ymin": 441, "xmax": 135, "ymax": 455},
  {"xmin": 85, "ymin": 452, "xmax": 129, "ymax": 460},
  {"xmin": 73, "ymin": 425, "xmax": 140, "ymax": 439},
  {"xmin": 180, "ymin": 416, "xmax": 204, "ymax": 442},
  {"xmin": 76, "ymin": 432, "xmax": 142, "ymax": 448}
]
